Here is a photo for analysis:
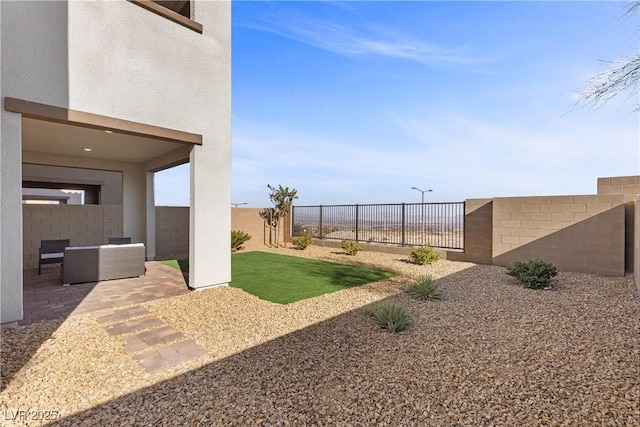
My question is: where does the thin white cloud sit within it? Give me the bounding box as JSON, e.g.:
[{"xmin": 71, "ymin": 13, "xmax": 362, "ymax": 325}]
[
  {"xmin": 237, "ymin": 5, "xmax": 487, "ymax": 66},
  {"xmin": 231, "ymin": 109, "xmax": 638, "ymax": 205}
]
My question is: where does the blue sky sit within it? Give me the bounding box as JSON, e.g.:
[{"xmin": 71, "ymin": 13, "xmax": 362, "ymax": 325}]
[{"xmin": 155, "ymin": 1, "xmax": 639, "ymax": 207}]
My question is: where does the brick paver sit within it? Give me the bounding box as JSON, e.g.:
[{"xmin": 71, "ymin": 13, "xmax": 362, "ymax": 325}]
[
  {"xmin": 23, "ymin": 261, "xmax": 207, "ymax": 373},
  {"xmin": 90, "ymin": 301, "xmax": 209, "ymax": 373},
  {"xmin": 21, "ymin": 262, "xmax": 189, "ymax": 325},
  {"xmin": 132, "ymin": 340, "xmax": 208, "ymax": 373}
]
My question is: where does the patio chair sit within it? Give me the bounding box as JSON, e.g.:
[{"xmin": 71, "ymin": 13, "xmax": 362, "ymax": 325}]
[
  {"xmin": 108, "ymin": 237, "xmax": 132, "ymax": 245},
  {"xmin": 39, "ymin": 239, "xmax": 70, "ymax": 275}
]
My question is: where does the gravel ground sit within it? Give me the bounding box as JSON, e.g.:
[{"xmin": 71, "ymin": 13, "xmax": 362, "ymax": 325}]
[{"xmin": 1, "ymin": 246, "xmax": 639, "ymax": 426}]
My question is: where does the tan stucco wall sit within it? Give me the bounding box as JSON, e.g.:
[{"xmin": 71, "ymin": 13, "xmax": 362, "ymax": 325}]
[
  {"xmin": 22, "ymin": 204, "xmax": 123, "ymax": 269},
  {"xmin": 232, "ymin": 208, "xmax": 285, "ymax": 250}
]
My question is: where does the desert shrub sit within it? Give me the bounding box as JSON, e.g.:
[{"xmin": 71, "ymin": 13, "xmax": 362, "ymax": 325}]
[
  {"xmin": 506, "ymin": 259, "xmax": 558, "ymax": 289},
  {"xmin": 406, "ymin": 275, "xmax": 442, "ymax": 300},
  {"xmin": 410, "ymin": 245, "xmax": 440, "ymax": 265},
  {"xmin": 231, "ymin": 230, "xmax": 251, "ymax": 251},
  {"xmin": 292, "ymin": 234, "xmax": 312, "ymax": 250},
  {"xmin": 341, "ymin": 239, "xmax": 362, "ymax": 255},
  {"xmin": 364, "ymin": 301, "xmax": 410, "ymax": 333}
]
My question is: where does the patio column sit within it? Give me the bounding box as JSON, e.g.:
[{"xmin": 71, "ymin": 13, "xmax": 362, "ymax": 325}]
[
  {"xmin": 189, "ymin": 138, "xmax": 231, "ymax": 290},
  {"xmin": 1, "ymin": 112, "xmax": 24, "ymax": 325},
  {"xmin": 146, "ymin": 171, "xmax": 156, "ymax": 260}
]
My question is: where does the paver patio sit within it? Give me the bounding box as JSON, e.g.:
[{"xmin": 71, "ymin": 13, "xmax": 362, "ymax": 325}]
[
  {"xmin": 19, "ymin": 261, "xmax": 208, "ymax": 373},
  {"xmin": 21, "ymin": 261, "xmax": 189, "ymax": 325}
]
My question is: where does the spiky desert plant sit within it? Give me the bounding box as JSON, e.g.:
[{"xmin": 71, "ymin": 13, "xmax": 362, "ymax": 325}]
[
  {"xmin": 406, "ymin": 275, "xmax": 442, "ymax": 301},
  {"xmin": 231, "ymin": 230, "xmax": 251, "ymax": 251},
  {"xmin": 364, "ymin": 301, "xmax": 410, "ymax": 333}
]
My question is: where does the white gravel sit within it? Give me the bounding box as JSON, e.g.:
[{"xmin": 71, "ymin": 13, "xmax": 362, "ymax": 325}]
[{"xmin": 1, "ymin": 245, "xmax": 639, "ymax": 426}]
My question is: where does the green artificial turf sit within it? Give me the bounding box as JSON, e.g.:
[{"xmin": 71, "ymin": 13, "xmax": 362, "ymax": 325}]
[
  {"xmin": 231, "ymin": 252, "xmax": 395, "ymax": 304},
  {"xmin": 160, "ymin": 259, "xmax": 189, "ymax": 272},
  {"xmin": 161, "ymin": 252, "xmax": 395, "ymax": 304}
]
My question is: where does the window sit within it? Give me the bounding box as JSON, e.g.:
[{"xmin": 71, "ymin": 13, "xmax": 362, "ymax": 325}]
[
  {"xmin": 155, "ymin": 1, "xmax": 190, "ymax": 19},
  {"xmin": 129, "ymin": 0, "xmax": 202, "ymax": 34}
]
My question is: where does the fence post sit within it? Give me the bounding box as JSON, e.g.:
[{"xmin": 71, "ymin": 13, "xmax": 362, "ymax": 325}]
[
  {"xmin": 401, "ymin": 203, "xmax": 406, "ymax": 246},
  {"xmin": 355, "ymin": 204, "xmax": 359, "ymax": 242},
  {"xmin": 319, "ymin": 205, "xmax": 323, "ymax": 239}
]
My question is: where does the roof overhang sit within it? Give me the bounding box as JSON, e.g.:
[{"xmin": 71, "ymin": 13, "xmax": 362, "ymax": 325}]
[{"xmin": 6, "ymin": 97, "xmax": 201, "ymax": 164}]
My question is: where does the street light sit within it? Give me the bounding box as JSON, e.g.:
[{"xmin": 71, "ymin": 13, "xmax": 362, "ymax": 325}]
[
  {"xmin": 411, "ymin": 187, "xmax": 433, "ymax": 204},
  {"xmin": 231, "ymin": 202, "xmax": 247, "ymax": 207},
  {"xmin": 411, "ymin": 187, "xmax": 433, "ymax": 243}
]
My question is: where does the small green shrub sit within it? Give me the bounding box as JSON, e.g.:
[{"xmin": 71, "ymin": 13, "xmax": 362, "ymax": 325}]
[
  {"xmin": 341, "ymin": 239, "xmax": 362, "ymax": 255},
  {"xmin": 410, "ymin": 245, "xmax": 440, "ymax": 265},
  {"xmin": 506, "ymin": 259, "xmax": 558, "ymax": 289},
  {"xmin": 364, "ymin": 301, "xmax": 410, "ymax": 333},
  {"xmin": 231, "ymin": 230, "xmax": 251, "ymax": 251},
  {"xmin": 406, "ymin": 275, "xmax": 442, "ymax": 300},
  {"xmin": 292, "ymin": 234, "xmax": 312, "ymax": 250}
]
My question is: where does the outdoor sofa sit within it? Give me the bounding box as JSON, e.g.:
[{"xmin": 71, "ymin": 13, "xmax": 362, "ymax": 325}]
[{"xmin": 63, "ymin": 243, "xmax": 145, "ymax": 285}]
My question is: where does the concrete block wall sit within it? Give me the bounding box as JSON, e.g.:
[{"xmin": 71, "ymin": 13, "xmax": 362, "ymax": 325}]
[
  {"xmin": 155, "ymin": 206, "xmax": 189, "ymax": 260},
  {"xmin": 23, "ymin": 204, "xmax": 123, "ymax": 268},
  {"xmin": 448, "ymin": 199, "xmax": 493, "ymax": 264},
  {"xmin": 635, "ymin": 195, "xmax": 640, "ymax": 295},
  {"xmin": 491, "ymin": 196, "xmax": 625, "ymax": 276},
  {"xmin": 153, "ymin": 207, "xmax": 286, "ymax": 260},
  {"xmin": 597, "ymin": 176, "xmax": 640, "ymax": 272}
]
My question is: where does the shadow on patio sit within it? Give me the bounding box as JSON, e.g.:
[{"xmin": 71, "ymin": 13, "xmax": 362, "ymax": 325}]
[{"xmin": 21, "ymin": 262, "xmax": 189, "ymax": 325}]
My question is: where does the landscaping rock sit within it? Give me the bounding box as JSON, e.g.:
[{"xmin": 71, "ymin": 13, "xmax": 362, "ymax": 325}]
[{"xmin": 1, "ymin": 246, "xmax": 638, "ymax": 425}]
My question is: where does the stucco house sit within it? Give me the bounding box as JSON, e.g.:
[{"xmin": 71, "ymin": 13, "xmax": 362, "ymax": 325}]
[{"xmin": 0, "ymin": 0, "xmax": 231, "ymax": 325}]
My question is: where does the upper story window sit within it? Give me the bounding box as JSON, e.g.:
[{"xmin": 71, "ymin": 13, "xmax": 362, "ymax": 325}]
[
  {"xmin": 155, "ymin": 1, "xmax": 190, "ymax": 19},
  {"xmin": 129, "ymin": 0, "xmax": 202, "ymax": 34}
]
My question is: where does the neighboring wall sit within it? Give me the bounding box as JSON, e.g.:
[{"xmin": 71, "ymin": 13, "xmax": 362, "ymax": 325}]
[
  {"xmin": 155, "ymin": 207, "xmax": 189, "ymax": 260},
  {"xmin": 232, "ymin": 208, "xmax": 285, "ymax": 250},
  {"xmin": 23, "ymin": 204, "xmax": 123, "ymax": 269},
  {"xmin": 597, "ymin": 176, "xmax": 640, "ymax": 272},
  {"xmin": 635, "ymin": 195, "xmax": 640, "ymax": 295},
  {"xmin": 448, "ymin": 199, "xmax": 493, "ymax": 265},
  {"xmin": 491, "ymin": 196, "xmax": 625, "ymax": 276},
  {"xmin": 451, "ymin": 176, "xmax": 639, "ymax": 278},
  {"xmin": 153, "ymin": 207, "xmax": 285, "ymax": 260}
]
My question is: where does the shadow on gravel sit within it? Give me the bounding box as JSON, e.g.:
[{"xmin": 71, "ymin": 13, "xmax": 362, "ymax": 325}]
[{"xmin": 50, "ymin": 264, "xmax": 640, "ymax": 425}]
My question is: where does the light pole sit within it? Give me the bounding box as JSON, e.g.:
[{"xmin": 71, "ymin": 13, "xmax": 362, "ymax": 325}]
[
  {"xmin": 411, "ymin": 187, "xmax": 433, "ymax": 204},
  {"xmin": 231, "ymin": 202, "xmax": 247, "ymax": 207},
  {"xmin": 411, "ymin": 187, "xmax": 433, "ymax": 242}
]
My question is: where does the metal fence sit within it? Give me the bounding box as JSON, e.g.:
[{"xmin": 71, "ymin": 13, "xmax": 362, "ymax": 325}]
[{"xmin": 292, "ymin": 202, "xmax": 464, "ymax": 250}]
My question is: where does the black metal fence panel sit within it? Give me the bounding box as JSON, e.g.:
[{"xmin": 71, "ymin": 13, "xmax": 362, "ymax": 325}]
[{"xmin": 292, "ymin": 202, "xmax": 464, "ymax": 250}]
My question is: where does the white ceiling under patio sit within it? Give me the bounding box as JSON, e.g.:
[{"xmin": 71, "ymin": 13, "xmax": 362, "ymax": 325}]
[{"xmin": 21, "ymin": 117, "xmax": 188, "ymax": 164}]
